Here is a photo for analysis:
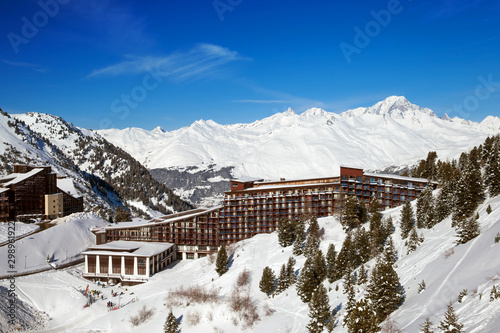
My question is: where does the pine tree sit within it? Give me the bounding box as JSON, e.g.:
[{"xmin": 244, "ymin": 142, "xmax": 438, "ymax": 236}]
[
  {"xmin": 278, "ymin": 218, "xmax": 295, "ymax": 247},
  {"xmin": 259, "ymin": 266, "xmax": 276, "ymax": 297},
  {"xmin": 383, "ymin": 236, "xmax": 398, "ymax": 264},
  {"xmin": 163, "ymin": 310, "xmax": 178, "ymax": 333},
  {"xmin": 343, "ymin": 271, "xmax": 356, "ymax": 328},
  {"xmin": 335, "ymin": 232, "xmax": 355, "ymax": 279},
  {"xmin": 297, "ymin": 256, "xmax": 320, "ymax": 303},
  {"xmin": 304, "ymin": 232, "xmax": 320, "ymax": 259},
  {"xmin": 276, "ymin": 263, "xmax": 289, "ymax": 294},
  {"xmin": 307, "ymin": 283, "xmax": 331, "ymax": 333},
  {"xmin": 114, "ymin": 206, "xmax": 131, "ymax": 222},
  {"xmin": 369, "ymin": 196, "xmax": 385, "ymax": 256},
  {"xmin": 215, "ymin": 244, "xmax": 229, "ymax": 276},
  {"xmin": 419, "ymin": 316, "xmax": 434, "ymax": 333},
  {"xmin": 342, "ymin": 196, "xmax": 361, "ymax": 231},
  {"xmin": 406, "ymin": 227, "xmax": 421, "ymax": 254},
  {"xmin": 486, "ymin": 204, "xmax": 492, "ymax": 214},
  {"xmin": 353, "ymin": 227, "xmax": 371, "ymax": 265},
  {"xmin": 416, "ymin": 185, "xmax": 435, "ymax": 228},
  {"xmin": 438, "ymin": 302, "xmax": 464, "ymax": 333},
  {"xmin": 286, "ymin": 256, "xmax": 296, "ymax": 285},
  {"xmin": 326, "ymin": 243, "xmax": 337, "ymax": 283},
  {"xmin": 400, "ymin": 200, "xmax": 415, "ymax": 239},
  {"xmin": 484, "ymin": 136, "xmax": 500, "ymax": 196},
  {"xmin": 309, "ymin": 215, "xmax": 321, "ymax": 240},
  {"xmin": 358, "ymin": 264, "xmax": 368, "ymax": 285},
  {"xmin": 455, "ymin": 214, "xmax": 480, "ymax": 244},
  {"xmin": 366, "ymin": 258, "xmax": 405, "ymax": 324},
  {"xmin": 346, "ymin": 298, "xmax": 378, "ymax": 333},
  {"xmin": 313, "ymin": 250, "xmax": 327, "ymax": 283},
  {"xmin": 293, "ymin": 219, "xmax": 307, "ymax": 256},
  {"xmin": 358, "ymin": 199, "xmax": 369, "ymax": 224}
]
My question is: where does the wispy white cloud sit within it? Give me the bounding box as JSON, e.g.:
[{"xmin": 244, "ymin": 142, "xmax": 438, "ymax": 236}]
[
  {"xmin": 1, "ymin": 59, "xmax": 48, "ymax": 73},
  {"xmin": 88, "ymin": 44, "xmax": 248, "ymax": 81}
]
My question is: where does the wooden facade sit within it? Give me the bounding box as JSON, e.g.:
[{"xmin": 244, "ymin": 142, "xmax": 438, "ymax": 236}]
[{"xmin": 93, "ymin": 167, "xmax": 436, "ymax": 257}]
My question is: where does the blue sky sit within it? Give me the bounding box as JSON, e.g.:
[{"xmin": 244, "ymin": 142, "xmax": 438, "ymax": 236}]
[{"xmin": 1, "ymin": 0, "xmax": 500, "ymax": 130}]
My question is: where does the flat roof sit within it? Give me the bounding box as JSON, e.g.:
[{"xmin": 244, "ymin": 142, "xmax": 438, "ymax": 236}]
[
  {"xmin": 232, "ymin": 177, "xmax": 265, "ymax": 183},
  {"xmin": 232, "ymin": 181, "xmax": 340, "ymax": 192},
  {"xmin": 364, "ymin": 172, "xmax": 436, "ymax": 183},
  {"xmin": 83, "ymin": 241, "xmax": 174, "ymax": 257}
]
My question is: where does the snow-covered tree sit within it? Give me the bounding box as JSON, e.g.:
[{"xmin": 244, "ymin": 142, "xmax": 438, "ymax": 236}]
[
  {"xmin": 276, "ymin": 263, "xmax": 289, "ymax": 294},
  {"xmin": 259, "ymin": 266, "xmax": 276, "ymax": 297},
  {"xmin": 438, "ymin": 302, "xmax": 464, "ymax": 333},
  {"xmin": 215, "ymin": 244, "xmax": 229, "ymax": 276},
  {"xmin": 366, "ymin": 258, "xmax": 405, "ymax": 324},
  {"xmin": 307, "ymin": 283, "xmax": 331, "ymax": 333},
  {"xmin": 286, "ymin": 256, "xmax": 296, "ymax": 285},
  {"xmin": 278, "ymin": 218, "xmax": 295, "ymax": 247},
  {"xmin": 383, "ymin": 236, "xmax": 398, "ymax": 265},
  {"xmin": 342, "ymin": 196, "xmax": 361, "ymax": 231},
  {"xmin": 163, "ymin": 310, "xmax": 178, "ymax": 333},
  {"xmin": 342, "ymin": 271, "xmax": 356, "ymax": 328},
  {"xmin": 406, "ymin": 227, "xmax": 422, "ymax": 254},
  {"xmin": 400, "ymin": 200, "xmax": 415, "ymax": 239},
  {"xmin": 312, "ymin": 250, "xmax": 327, "ymax": 283},
  {"xmin": 416, "ymin": 185, "xmax": 435, "ymax": 228},
  {"xmin": 419, "ymin": 316, "xmax": 434, "ymax": 333},
  {"xmin": 326, "ymin": 243, "xmax": 337, "ymax": 283},
  {"xmin": 297, "ymin": 256, "xmax": 321, "ymax": 303},
  {"xmin": 293, "ymin": 218, "xmax": 307, "ymax": 256},
  {"xmin": 335, "ymin": 232, "xmax": 355, "ymax": 279},
  {"xmin": 455, "ymin": 214, "xmax": 480, "ymax": 245},
  {"xmin": 346, "ymin": 298, "xmax": 378, "ymax": 333}
]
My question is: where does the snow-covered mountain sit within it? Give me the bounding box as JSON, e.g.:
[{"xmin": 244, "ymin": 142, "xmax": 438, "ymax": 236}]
[
  {"xmin": 98, "ymin": 96, "xmax": 500, "ymax": 205},
  {"xmin": 0, "ymin": 109, "xmax": 192, "ymax": 218}
]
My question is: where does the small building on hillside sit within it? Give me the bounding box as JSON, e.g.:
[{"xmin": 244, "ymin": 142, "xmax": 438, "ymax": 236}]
[
  {"xmin": 0, "ymin": 164, "xmax": 83, "ymax": 221},
  {"xmin": 82, "ymin": 241, "xmax": 176, "ymax": 285}
]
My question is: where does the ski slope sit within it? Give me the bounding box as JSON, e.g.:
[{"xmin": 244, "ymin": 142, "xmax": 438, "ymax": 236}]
[{"xmin": 2, "ymin": 195, "xmax": 500, "ymax": 332}]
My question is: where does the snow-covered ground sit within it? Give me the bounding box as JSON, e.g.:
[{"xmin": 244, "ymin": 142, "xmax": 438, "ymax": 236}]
[
  {"xmin": 0, "ymin": 222, "xmax": 39, "ymax": 245},
  {"xmin": 1, "ymin": 195, "xmax": 499, "ymax": 332},
  {"xmin": 0, "ymin": 213, "xmax": 108, "ymax": 276}
]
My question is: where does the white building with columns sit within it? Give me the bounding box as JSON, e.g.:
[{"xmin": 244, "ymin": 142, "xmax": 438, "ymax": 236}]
[{"xmin": 82, "ymin": 241, "xmax": 176, "ymax": 285}]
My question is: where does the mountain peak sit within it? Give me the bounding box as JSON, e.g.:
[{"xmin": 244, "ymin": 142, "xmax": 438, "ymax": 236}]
[
  {"xmin": 342, "ymin": 96, "xmax": 437, "ymax": 119},
  {"xmin": 152, "ymin": 126, "xmax": 165, "ymax": 133},
  {"xmin": 300, "ymin": 107, "xmax": 328, "ymax": 117}
]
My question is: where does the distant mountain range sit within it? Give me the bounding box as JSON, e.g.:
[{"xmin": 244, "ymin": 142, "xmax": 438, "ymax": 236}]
[
  {"xmin": 98, "ymin": 96, "xmax": 500, "ymax": 205},
  {"xmin": 0, "ymin": 109, "xmax": 192, "ymax": 219}
]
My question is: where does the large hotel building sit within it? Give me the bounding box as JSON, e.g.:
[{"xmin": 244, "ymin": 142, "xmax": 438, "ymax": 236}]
[{"xmin": 93, "ymin": 167, "xmax": 436, "ymax": 260}]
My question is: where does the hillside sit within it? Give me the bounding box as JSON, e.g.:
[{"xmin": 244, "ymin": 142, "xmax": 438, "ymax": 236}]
[
  {"xmin": 2, "ymin": 195, "xmax": 499, "ymax": 332},
  {"xmin": 99, "ymin": 96, "xmax": 500, "ymax": 205},
  {"xmin": 0, "ymin": 109, "xmax": 192, "ymax": 218}
]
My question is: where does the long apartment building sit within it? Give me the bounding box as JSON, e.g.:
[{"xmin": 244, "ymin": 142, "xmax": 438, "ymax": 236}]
[{"xmin": 94, "ymin": 167, "xmax": 436, "ymax": 259}]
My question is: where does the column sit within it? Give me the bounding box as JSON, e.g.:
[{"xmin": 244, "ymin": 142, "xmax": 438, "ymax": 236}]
[
  {"xmin": 84, "ymin": 255, "xmax": 88, "ymax": 273},
  {"xmin": 146, "ymin": 257, "xmax": 150, "ymax": 277},
  {"xmin": 133, "ymin": 257, "xmax": 138, "ymax": 276},
  {"xmin": 108, "ymin": 255, "xmax": 113, "ymax": 275},
  {"xmin": 121, "ymin": 256, "xmax": 125, "ymax": 276},
  {"xmin": 96, "ymin": 255, "xmax": 100, "ymax": 274}
]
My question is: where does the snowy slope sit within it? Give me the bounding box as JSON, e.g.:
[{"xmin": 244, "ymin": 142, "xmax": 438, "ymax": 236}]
[
  {"xmin": 99, "ymin": 96, "xmax": 500, "ymax": 180},
  {"xmin": 3, "ymin": 195, "xmax": 500, "ymax": 332}
]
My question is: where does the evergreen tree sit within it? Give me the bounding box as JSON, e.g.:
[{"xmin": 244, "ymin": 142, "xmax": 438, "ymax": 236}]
[
  {"xmin": 435, "ymin": 180, "xmax": 455, "ymax": 223},
  {"xmin": 416, "ymin": 185, "xmax": 435, "ymax": 228},
  {"xmin": 455, "ymin": 214, "xmax": 480, "ymax": 245},
  {"xmin": 343, "ymin": 271, "xmax": 356, "ymax": 328},
  {"xmin": 335, "ymin": 232, "xmax": 355, "ymax": 279},
  {"xmin": 215, "ymin": 244, "xmax": 229, "ymax": 276},
  {"xmin": 452, "ymin": 150, "xmax": 485, "ymax": 226},
  {"xmin": 286, "ymin": 256, "xmax": 297, "ymax": 285},
  {"xmin": 297, "ymin": 256, "xmax": 320, "ymax": 303},
  {"xmin": 383, "ymin": 236, "xmax": 398, "ymax": 264},
  {"xmin": 326, "ymin": 243, "xmax": 337, "ymax": 283},
  {"xmin": 304, "ymin": 232, "xmax": 320, "ymax": 259},
  {"xmin": 309, "ymin": 215, "xmax": 321, "ymax": 240},
  {"xmin": 486, "ymin": 204, "xmax": 492, "ymax": 214},
  {"xmin": 307, "ymin": 283, "xmax": 331, "ymax": 333},
  {"xmin": 484, "ymin": 136, "xmax": 500, "ymax": 196},
  {"xmin": 438, "ymin": 302, "xmax": 464, "ymax": 333},
  {"xmin": 358, "ymin": 199, "xmax": 369, "ymax": 224},
  {"xmin": 259, "ymin": 266, "xmax": 276, "ymax": 297},
  {"xmin": 400, "ymin": 200, "xmax": 415, "ymax": 239},
  {"xmin": 163, "ymin": 310, "xmax": 179, "ymax": 333},
  {"xmin": 312, "ymin": 250, "xmax": 327, "ymax": 283},
  {"xmin": 114, "ymin": 206, "xmax": 131, "ymax": 222},
  {"xmin": 354, "ymin": 227, "xmax": 371, "ymax": 265},
  {"xmin": 406, "ymin": 227, "xmax": 422, "ymax": 254},
  {"xmin": 293, "ymin": 218, "xmax": 307, "ymax": 256},
  {"xmin": 276, "ymin": 263, "xmax": 289, "ymax": 294},
  {"xmin": 369, "ymin": 196, "xmax": 385, "ymax": 256},
  {"xmin": 346, "ymin": 298, "xmax": 378, "ymax": 333},
  {"xmin": 278, "ymin": 218, "xmax": 295, "ymax": 247},
  {"xmin": 366, "ymin": 259, "xmax": 405, "ymax": 324},
  {"xmin": 342, "ymin": 196, "xmax": 361, "ymax": 231},
  {"xmin": 358, "ymin": 264, "xmax": 368, "ymax": 285}
]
